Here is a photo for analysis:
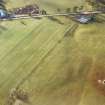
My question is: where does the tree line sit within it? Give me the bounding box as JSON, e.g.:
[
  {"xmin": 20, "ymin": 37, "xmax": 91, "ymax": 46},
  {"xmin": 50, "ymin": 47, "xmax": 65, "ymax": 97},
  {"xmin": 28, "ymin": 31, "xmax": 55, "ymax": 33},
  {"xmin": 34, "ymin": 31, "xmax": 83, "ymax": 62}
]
[
  {"xmin": 57, "ymin": 5, "xmax": 84, "ymax": 13},
  {"xmin": 41, "ymin": 5, "xmax": 84, "ymax": 15}
]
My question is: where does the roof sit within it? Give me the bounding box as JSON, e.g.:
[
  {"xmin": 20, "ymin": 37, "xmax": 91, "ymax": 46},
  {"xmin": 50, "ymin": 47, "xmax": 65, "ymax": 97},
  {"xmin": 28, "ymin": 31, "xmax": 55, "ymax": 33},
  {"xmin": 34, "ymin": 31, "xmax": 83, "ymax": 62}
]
[
  {"xmin": 0, "ymin": 9, "xmax": 7, "ymax": 17},
  {"xmin": 75, "ymin": 15, "xmax": 93, "ymax": 23}
]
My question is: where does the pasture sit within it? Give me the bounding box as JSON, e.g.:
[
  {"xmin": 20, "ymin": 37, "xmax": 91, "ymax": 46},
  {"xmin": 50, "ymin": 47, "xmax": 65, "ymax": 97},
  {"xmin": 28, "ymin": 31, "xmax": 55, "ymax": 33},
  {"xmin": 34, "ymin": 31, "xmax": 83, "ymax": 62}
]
[{"xmin": 0, "ymin": 0, "xmax": 105, "ymax": 105}]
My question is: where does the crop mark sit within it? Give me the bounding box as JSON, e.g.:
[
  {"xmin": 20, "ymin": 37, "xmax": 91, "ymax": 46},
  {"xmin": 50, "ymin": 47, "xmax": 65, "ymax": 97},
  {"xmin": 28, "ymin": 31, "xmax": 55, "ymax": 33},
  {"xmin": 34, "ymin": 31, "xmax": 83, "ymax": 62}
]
[
  {"xmin": 0, "ymin": 24, "xmax": 68, "ymax": 90},
  {"xmin": 64, "ymin": 23, "xmax": 79, "ymax": 37},
  {"xmin": 0, "ymin": 22, "xmax": 41, "ymax": 63},
  {"xmin": 0, "ymin": 22, "xmax": 44, "ymax": 87},
  {"xmin": 13, "ymin": 25, "xmax": 72, "ymax": 89}
]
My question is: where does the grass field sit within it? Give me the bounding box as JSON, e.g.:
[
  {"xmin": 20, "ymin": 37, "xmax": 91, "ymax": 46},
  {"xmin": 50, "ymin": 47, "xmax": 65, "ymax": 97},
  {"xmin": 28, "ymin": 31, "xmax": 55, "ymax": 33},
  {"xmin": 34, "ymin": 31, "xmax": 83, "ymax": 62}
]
[{"xmin": 0, "ymin": 0, "xmax": 105, "ymax": 105}]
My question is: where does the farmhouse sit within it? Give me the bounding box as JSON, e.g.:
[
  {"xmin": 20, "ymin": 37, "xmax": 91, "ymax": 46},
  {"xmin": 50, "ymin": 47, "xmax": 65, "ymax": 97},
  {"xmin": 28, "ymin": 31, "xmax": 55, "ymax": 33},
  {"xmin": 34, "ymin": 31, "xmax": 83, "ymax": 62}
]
[{"xmin": 13, "ymin": 4, "xmax": 40, "ymax": 15}]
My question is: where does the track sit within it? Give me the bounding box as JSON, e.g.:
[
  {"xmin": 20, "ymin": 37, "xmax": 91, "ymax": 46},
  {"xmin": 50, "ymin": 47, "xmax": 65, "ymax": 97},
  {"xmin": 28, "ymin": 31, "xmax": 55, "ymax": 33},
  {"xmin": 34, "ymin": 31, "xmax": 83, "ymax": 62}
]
[{"xmin": 0, "ymin": 11, "xmax": 104, "ymax": 21}]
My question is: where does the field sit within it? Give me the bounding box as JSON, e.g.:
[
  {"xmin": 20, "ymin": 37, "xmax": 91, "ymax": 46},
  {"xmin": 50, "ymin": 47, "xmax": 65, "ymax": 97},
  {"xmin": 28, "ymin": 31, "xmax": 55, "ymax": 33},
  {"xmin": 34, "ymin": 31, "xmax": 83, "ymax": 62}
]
[{"xmin": 0, "ymin": 0, "xmax": 105, "ymax": 105}]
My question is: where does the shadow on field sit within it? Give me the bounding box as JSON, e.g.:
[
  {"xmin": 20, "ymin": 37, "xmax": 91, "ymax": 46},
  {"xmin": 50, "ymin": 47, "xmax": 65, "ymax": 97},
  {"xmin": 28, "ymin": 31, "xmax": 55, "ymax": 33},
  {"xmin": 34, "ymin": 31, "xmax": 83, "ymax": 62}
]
[{"xmin": 47, "ymin": 16, "xmax": 64, "ymax": 25}]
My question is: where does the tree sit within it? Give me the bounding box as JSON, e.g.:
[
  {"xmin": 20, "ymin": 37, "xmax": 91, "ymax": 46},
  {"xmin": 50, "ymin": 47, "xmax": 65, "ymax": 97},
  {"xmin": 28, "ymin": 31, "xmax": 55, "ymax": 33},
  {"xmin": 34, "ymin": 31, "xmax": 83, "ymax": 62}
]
[
  {"xmin": 66, "ymin": 8, "xmax": 71, "ymax": 13},
  {"xmin": 0, "ymin": 0, "xmax": 6, "ymax": 10},
  {"xmin": 41, "ymin": 10, "xmax": 47, "ymax": 15},
  {"xmin": 73, "ymin": 6, "xmax": 79, "ymax": 12},
  {"xmin": 79, "ymin": 6, "xmax": 84, "ymax": 11},
  {"xmin": 57, "ymin": 8, "xmax": 61, "ymax": 12},
  {"xmin": 85, "ymin": 0, "xmax": 105, "ymax": 10}
]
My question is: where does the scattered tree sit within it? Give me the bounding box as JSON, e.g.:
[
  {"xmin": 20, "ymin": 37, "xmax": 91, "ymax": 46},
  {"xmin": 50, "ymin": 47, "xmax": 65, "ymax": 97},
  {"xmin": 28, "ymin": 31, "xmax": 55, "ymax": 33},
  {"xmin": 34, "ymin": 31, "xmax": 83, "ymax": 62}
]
[
  {"xmin": 66, "ymin": 8, "xmax": 71, "ymax": 13},
  {"xmin": 57, "ymin": 8, "xmax": 61, "ymax": 12},
  {"xmin": 41, "ymin": 9, "xmax": 47, "ymax": 15},
  {"xmin": 79, "ymin": 6, "xmax": 84, "ymax": 11},
  {"xmin": 73, "ymin": 6, "xmax": 79, "ymax": 12},
  {"xmin": 0, "ymin": 0, "xmax": 6, "ymax": 10}
]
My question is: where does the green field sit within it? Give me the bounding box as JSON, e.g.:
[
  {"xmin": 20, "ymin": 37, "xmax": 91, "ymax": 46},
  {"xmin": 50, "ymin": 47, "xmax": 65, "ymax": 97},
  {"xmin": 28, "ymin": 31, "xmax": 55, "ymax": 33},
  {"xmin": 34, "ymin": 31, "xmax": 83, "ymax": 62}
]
[{"xmin": 0, "ymin": 0, "xmax": 105, "ymax": 105}]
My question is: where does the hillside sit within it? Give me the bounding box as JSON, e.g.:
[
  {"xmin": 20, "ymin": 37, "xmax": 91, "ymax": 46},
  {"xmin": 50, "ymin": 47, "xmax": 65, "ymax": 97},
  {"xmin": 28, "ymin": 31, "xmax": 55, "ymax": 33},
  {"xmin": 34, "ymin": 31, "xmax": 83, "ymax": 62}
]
[{"xmin": 0, "ymin": 0, "xmax": 105, "ymax": 105}]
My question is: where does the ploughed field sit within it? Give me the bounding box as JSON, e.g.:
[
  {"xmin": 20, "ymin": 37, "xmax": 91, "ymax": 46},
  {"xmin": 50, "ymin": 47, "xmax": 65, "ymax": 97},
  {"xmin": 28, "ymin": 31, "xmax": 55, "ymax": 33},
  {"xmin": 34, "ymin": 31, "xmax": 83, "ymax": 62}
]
[{"xmin": 0, "ymin": 0, "xmax": 105, "ymax": 105}]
